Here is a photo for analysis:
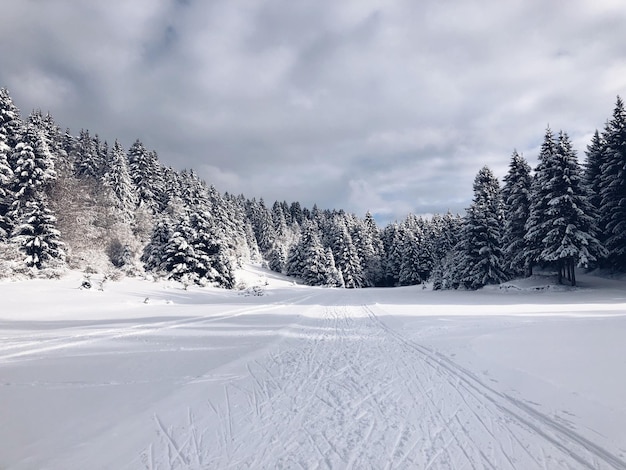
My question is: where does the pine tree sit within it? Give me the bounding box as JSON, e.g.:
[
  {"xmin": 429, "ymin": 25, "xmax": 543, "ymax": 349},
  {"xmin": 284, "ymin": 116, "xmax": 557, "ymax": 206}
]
[
  {"xmin": 329, "ymin": 215, "xmax": 363, "ymax": 288},
  {"xmin": 290, "ymin": 201, "xmax": 304, "ymax": 225},
  {"xmin": 598, "ymin": 96, "xmax": 626, "ymax": 270},
  {"xmin": 323, "ymin": 247, "xmax": 344, "ymax": 287},
  {"xmin": 268, "ymin": 243, "xmax": 287, "ymax": 273},
  {"xmin": 142, "ymin": 218, "xmax": 174, "ymax": 273},
  {"xmin": 11, "ymin": 194, "xmax": 65, "ymax": 269},
  {"xmin": 0, "ymin": 88, "xmax": 23, "ymax": 151},
  {"xmin": 128, "ymin": 140, "xmax": 164, "ymax": 213},
  {"xmin": 299, "ymin": 223, "xmax": 329, "ymax": 286},
  {"xmin": 103, "ymin": 140, "xmax": 137, "ymax": 223},
  {"xmin": 74, "ymin": 129, "xmax": 102, "ymax": 180},
  {"xmin": 540, "ymin": 132, "xmax": 606, "ymax": 284},
  {"xmin": 456, "ymin": 166, "xmax": 507, "ymax": 290},
  {"xmin": 502, "ymin": 150, "xmax": 532, "ymax": 277},
  {"xmin": 190, "ymin": 210, "xmax": 235, "ymax": 288},
  {"xmin": 354, "ymin": 212, "xmax": 385, "ymax": 286},
  {"xmin": 9, "ymin": 124, "xmax": 57, "ymax": 223},
  {"xmin": 285, "ymin": 234, "xmax": 305, "ymax": 278},
  {"xmin": 248, "ymin": 198, "xmax": 276, "ymax": 254},
  {"xmin": 271, "ymin": 200, "xmax": 288, "ymax": 239},
  {"xmin": 382, "ymin": 223, "xmax": 403, "ymax": 286},
  {"xmin": 525, "ymin": 127, "xmax": 559, "ymax": 272},
  {"xmin": 398, "ymin": 228, "xmax": 423, "ymax": 286},
  {"xmin": 162, "ymin": 216, "xmax": 197, "ymax": 283},
  {"xmin": 584, "ymin": 129, "xmax": 606, "ymax": 213},
  {"xmin": 0, "ymin": 127, "xmax": 14, "ymax": 240}
]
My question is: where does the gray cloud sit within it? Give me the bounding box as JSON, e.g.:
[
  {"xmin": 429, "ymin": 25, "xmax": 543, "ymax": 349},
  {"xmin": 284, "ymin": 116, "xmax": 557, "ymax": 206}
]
[{"xmin": 1, "ymin": 0, "xmax": 625, "ymax": 223}]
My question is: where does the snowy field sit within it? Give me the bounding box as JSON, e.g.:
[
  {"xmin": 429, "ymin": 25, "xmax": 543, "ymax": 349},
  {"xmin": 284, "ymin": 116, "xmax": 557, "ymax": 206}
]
[{"xmin": 1, "ymin": 266, "xmax": 626, "ymax": 469}]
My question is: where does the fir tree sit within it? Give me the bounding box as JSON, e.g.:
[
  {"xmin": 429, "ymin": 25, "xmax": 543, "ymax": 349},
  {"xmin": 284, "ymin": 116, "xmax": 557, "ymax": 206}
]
[
  {"xmin": 285, "ymin": 234, "xmax": 305, "ymax": 278},
  {"xmin": 323, "ymin": 247, "xmax": 344, "ymax": 287},
  {"xmin": 382, "ymin": 223, "xmax": 403, "ymax": 286},
  {"xmin": 142, "ymin": 218, "xmax": 174, "ymax": 273},
  {"xmin": 103, "ymin": 140, "xmax": 137, "ymax": 223},
  {"xmin": 162, "ymin": 216, "xmax": 197, "ymax": 283},
  {"xmin": 190, "ymin": 210, "xmax": 235, "ymax": 288},
  {"xmin": 456, "ymin": 166, "xmax": 507, "ymax": 290},
  {"xmin": 0, "ymin": 130, "xmax": 13, "ymax": 240},
  {"xmin": 584, "ymin": 129, "xmax": 606, "ymax": 213},
  {"xmin": 128, "ymin": 140, "xmax": 164, "ymax": 213},
  {"xmin": 540, "ymin": 132, "xmax": 606, "ymax": 284},
  {"xmin": 299, "ymin": 223, "xmax": 329, "ymax": 286},
  {"xmin": 268, "ymin": 243, "xmax": 287, "ymax": 273},
  {"xmin": 290, "ymin": 201, "xmax": 304, "ymax": 225},
  {"xmin": 74, "ymin": 129, "xmax": 101, "ymax": 180},
  {"xmin": 9, "ymin": 124, "xmax": 57, "ymax": 224},
  {"xmin": 525, "ymin": 127, "xmax": 559, "ymax": 272},
  {"xmin": 354, "ymin": 212, "xmax": 385, "ymax": 286},
  {"xmin": 0, "ymin": 88, "xmax": 23, "ymax": 151},
  {"xmin": 248, "ymin": 198, "xmax": 276, "ymax": 254},
  {"xmin": 598, "ymin": 96, "xmax": 626, "ymax": 270},
  {"xmin": 271, "ymin": 200, "xmax": 288, "ymax": 239},
  {"xmin": 329, "ymin": 215, "xmax": 363, "ymax": 288},
  {"xmin": 11, "ymin": 194, "xmax": 65, "ymax": 269},
  {"xmin": 398, "ymin": 228, "xmax": 423, "ymax": 286},
  {"xmin": 502, "ymin": 150, "xmax": 532, "ymax": 277}
]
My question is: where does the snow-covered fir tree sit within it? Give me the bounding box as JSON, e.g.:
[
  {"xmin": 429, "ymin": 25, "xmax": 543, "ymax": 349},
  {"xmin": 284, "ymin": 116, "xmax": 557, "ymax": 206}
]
[
  {"xmin": 0, "ymin": 127, "xmax": 14, "ymax": 240},
  {"xmin": 352, "ymin": 212, "xmax": 385, "ymax": 286},
  {"xmin": 162, "ymin": 215, "xmax": 197, "ymax": 283},
  {"xmin": 0, "ymin": 88, "xmax": 23, "ymax": 152},
  {"xmin": 298, "ymin": 222, "xmax": 331, "ymax": 286},
  {"xmin": 502, "ymin": 150, "xmax": 532, "ymax": 277},
  {"xmin": 268, "ymin": 243, "xmax": 287, "ymax": 273},
  {"xmin": 247, "ymin": 198, "xmax": 276, "ymax": 255},
  {"xmin": 103, "ymin": 140, "xmax": 138, "ymax": 224},
  {"xmin": 381, "ymin": 223, "xmax": 403, "ymax": 286},
  {"xmin": 455, "ymin": 166, "xmax": 508, "ymax": 290},
  {"xmin": 190, "ymin": 210, "xmax": 236, "ymax": 289},
  {"xmin": 328, "ymin": 214, "xmax": 363, "ymax": 288},
  {"xmin": 271, "ymin": 200, "xmax": 288, "ymax": 239},
  {"xmin": 539, "ymin": 132, "xmax": 606, "ymax": 285},
  {"xmin": 398, "ymin": 228, "xmax": 423, "ymax": 286},
  {"xmin": 10, "ymin": 194, "xmax": 65, "ymax": 269},
  {"xmin": 74, "ymin": 129, "xmax": 102, "ymax": 180},
  {"xmin": 598, "ymin": 96, "xmax": 626, "ymax": 270},
  {"xmin": 323, "ymin": 247, "xmax": 344, "ymax": 287},
  {"xmin": 525, "ymin": 127, "xmax": 559, "ymax": 274},
  {"xmin": 9, "ymin": 123, "xmax": 57, "ymax": 227},
  {"xmin": 128, "ymin": 140, "xmax": 164, "ymax": 213},
  {"xmin": 584, "ymin": 129, "xmax": 606, "ymax": 213},
  {"xmin": 285, "ymin": 232, "xmax": 305, "ymax": 278},
  {"xmin": 142, "ymin": 218, "xmax": 173, "ymax": 274}
]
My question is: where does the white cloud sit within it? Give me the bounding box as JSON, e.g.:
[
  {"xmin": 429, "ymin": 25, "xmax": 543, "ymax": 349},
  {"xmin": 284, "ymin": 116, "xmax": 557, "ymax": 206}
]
[{"xmin": 1, "ymin": 0, "xmax": 625, "ymax": 222}]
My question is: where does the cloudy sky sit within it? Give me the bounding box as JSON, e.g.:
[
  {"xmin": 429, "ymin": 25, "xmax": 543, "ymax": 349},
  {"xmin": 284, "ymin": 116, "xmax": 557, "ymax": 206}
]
[{"xmin": 1, "ymin": 0, "xmax": 625, "ymax": 223}]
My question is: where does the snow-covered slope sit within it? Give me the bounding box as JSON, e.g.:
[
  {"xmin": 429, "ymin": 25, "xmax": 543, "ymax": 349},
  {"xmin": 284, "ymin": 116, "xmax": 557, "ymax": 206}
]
[{"xmin": 1, "ymin": 266, "xmax": 625, "ymax": 469}]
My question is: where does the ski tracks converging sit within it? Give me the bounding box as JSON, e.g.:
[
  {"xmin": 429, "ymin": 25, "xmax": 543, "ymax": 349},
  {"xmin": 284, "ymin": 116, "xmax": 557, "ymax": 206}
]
[
  {"xmin": 146, "ymin": 301, "xmax": 626, "ymax": 470},
  {"xmin": 0, "ymin": 292, "xmax": 319, "ymax": 362}
]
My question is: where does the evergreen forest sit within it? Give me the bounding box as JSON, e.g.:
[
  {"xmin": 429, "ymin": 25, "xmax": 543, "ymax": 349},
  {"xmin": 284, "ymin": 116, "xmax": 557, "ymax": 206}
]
[{"xmin": 1, "ymin": 87, "xmax": 625, "ymax": 289}]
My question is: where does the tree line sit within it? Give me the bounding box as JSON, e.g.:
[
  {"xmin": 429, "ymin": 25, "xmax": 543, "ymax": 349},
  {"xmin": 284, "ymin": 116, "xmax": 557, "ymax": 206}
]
[{"xmin": 0, "ymin": 87, "xmax": 624, "ymax": 288}]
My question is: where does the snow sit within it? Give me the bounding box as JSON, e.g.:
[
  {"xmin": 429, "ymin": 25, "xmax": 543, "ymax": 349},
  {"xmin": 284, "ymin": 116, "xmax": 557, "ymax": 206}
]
[{"xmin": 1, "ymin": 266, "xmax": 626, "ymax": 469}]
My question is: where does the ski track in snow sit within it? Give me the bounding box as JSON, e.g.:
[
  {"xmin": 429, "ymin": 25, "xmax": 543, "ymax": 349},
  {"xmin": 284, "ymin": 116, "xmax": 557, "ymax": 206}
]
[
  {"xmin": 145, "ymin": 301, "xmax": 626, "ymax": 470},
  {"xmin": 0, "ymin": 292, "xmax": 319, "ymax": 362}
]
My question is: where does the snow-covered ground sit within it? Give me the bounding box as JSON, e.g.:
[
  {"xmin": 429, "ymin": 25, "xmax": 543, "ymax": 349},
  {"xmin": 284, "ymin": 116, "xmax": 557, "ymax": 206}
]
[{"xmin": 1, "ymin": 266, "xmax": 626, "ymax": 469}]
